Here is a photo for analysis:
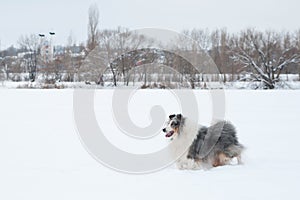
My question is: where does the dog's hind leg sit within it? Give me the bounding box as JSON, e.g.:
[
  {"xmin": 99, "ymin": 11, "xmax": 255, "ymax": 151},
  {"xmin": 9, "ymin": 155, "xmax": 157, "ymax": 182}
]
[{"xmin": 212, "ymin": 153, "xmax": 230, "ymax": 167}]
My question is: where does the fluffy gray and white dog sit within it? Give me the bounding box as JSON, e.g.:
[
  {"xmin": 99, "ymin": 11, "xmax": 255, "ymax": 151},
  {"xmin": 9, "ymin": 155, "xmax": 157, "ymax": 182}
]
[{"xmin": 162, "ymin": 114, "xmax": 244, "ymax": 169}]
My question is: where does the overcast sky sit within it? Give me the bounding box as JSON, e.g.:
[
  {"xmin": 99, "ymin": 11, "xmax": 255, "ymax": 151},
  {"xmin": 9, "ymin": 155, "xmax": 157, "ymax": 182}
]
[{"xmin": 0, "ymin": 0, "xmax": 299, "ymax": 49}]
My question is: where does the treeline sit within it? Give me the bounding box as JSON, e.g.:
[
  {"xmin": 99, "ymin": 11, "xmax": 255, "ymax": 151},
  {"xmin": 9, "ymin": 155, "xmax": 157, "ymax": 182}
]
[
  {"xmin": 80, "ymin": 27, "xmax": 300, "ymax": 89},
  {"xmin": 0, "ymin": 3, "xmax": 300, "ymax": 89}
]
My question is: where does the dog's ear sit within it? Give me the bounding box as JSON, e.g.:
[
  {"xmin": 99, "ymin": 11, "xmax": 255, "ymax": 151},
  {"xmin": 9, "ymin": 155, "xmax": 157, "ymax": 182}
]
[
  {"xmin": 169, "ymin": 114, "xmax": 176, "ymax": 119},
  {"xmin": 176, "ymin": 114, "xmax": 182, "ymax": 120}
]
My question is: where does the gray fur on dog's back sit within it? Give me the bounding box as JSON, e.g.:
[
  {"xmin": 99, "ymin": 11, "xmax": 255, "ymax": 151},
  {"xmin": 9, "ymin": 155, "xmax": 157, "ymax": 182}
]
[{"xmin": 188, "ymin": 121, "xmax": 244, "ymax": 161}]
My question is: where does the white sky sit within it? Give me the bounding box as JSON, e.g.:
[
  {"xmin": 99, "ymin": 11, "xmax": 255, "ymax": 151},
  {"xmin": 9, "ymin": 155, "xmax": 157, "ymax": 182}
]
[{"xmin": 0, "ymin": 0, "xmax": 299, "ymax": 49}]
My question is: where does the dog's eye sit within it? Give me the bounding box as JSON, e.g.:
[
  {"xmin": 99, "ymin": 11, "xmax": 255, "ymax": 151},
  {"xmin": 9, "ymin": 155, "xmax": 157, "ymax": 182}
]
[{"xmin": 171, "ymin": 121, "xmax": 178, "ymax": 126}]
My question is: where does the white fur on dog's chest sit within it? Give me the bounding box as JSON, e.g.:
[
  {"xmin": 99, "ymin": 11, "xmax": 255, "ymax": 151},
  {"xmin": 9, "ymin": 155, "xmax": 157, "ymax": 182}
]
[{"xmin": 168, "ymin": 118, "xmax": 203, "ymax": 170}]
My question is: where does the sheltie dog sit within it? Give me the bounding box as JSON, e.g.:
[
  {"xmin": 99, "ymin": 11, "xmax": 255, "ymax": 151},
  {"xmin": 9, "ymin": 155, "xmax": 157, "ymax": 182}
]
[{"xmin": 163, "ymin": 114, "xmax": 244, "ymax": 169}]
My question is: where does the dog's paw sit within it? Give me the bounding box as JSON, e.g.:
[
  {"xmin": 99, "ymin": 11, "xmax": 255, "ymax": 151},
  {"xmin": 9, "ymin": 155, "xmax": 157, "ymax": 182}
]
[{"xmin": 177, "ymin": 159, "xmax": 201, "ymax": 170}]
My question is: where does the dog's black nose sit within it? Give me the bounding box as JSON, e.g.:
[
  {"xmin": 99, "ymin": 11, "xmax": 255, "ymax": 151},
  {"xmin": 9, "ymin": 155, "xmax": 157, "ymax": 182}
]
[{"xmin": 162, "ymin": 128, "xmax": 166, "ymax": 132}]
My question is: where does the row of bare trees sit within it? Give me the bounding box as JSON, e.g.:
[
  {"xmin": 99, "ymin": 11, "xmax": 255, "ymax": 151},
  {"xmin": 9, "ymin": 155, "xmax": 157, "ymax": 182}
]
[
  {"xmin": 1, "ymin": 3, "xmax": 300, "ymax": 89},
  {"xmin": 172, "ymin": 28, "xmax": 300, "ymax": 88}
]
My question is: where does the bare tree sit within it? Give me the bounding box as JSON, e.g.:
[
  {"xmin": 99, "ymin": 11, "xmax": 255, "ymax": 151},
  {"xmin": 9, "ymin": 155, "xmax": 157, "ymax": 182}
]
[
  {"xmin": 97, "ymin": 27, "xmax": 149, "ymax": 86},
  {"xmin": 209, "ymin": 28, "xmax": 237, "ymax": 82},
  {"xmin": 295, "ymin": 30, "xmax": 300, "ymax": 79},
  {"xmin": 170, "ymin": 29, "xmax": 215, "ymax": 88},
  {"xmin": 190, "ymin": 28, "xmax": 211, "ymax": 51},
  {"xmin": 63, "ymin": 32, "xmax": 80, "ymax": 82},
  {"xmin": 18, "ymin": 34, "xmax": 40, "ymax": 81},
  {"xmin": 114, "ymin": 27, "xmax": 149, "ymax": 85},
  {"xmin": 0, "ymin": 57, "xmax": 9, "ymax": 81},
  {"xmin": 231, "ymin": 29, "xmax": 300, "ymax": 89},
  {"xmin": 87, "ymin": 3, "xmax": 100, "ymax": 51}
]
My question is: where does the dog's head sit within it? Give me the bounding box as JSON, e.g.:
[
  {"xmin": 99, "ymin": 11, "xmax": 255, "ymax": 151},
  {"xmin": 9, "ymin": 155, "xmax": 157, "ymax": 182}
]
[{"xmin": 162, "ymin": 114, "xmax": 183, "ymax": 138}]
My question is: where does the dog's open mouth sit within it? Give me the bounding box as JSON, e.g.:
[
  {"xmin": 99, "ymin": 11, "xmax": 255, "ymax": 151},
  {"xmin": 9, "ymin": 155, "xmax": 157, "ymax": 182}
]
[{"xmin": 165, "ymin": 130, "xmax": 175, "ymax": 137}]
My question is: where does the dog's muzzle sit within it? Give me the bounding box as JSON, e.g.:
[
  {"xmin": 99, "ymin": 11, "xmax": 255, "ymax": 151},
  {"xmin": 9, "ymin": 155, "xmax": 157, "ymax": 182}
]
[
  {"xmin": 165, "ymin": 130, "xmax": 175, "ymax": 138},
  {"xmin": 163, "ymin": 128, "xmax": 175, "ymax": 138}
]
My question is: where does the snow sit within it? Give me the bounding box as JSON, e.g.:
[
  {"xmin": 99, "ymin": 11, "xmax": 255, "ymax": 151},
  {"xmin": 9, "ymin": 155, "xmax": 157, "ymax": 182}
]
[
  {"xmin": 2, "ymin": 80, "xmax": 300, "ymax": 90},
  {"xmin": 0, "ymin": 89, "xmax": 300, "ymax": 200}
]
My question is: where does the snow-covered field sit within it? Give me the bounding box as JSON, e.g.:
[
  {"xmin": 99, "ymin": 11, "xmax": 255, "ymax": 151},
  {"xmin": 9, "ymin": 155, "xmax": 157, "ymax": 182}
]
[
  {"xmin": 1, "ymin": 78, "xmax": 300, "ymax": 90},
  {"xmin": 0, "ymin": 89, "xmax": 300, "ymax": 200}
]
